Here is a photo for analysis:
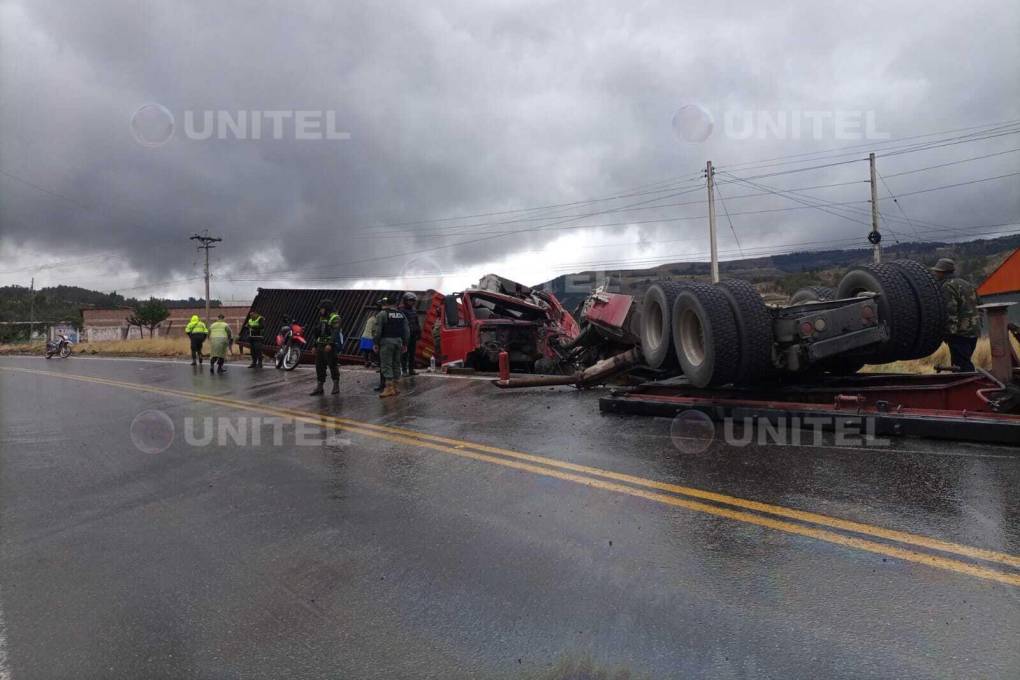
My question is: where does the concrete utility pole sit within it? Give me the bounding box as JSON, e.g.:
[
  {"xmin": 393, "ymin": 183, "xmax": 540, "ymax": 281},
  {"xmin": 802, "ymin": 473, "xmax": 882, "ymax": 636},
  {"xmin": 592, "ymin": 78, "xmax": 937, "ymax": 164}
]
[
  {"xmin": 706, "ymin": 161, "xmax": 720, "ymax": 283},
  {"xmin": 869, "ymin": 152, "xmax": 881, "ymax": 263},
  {"xmin": 29, "ymin": 277, "xmax": 35, "ymax": 341},
  {"xmin": 190, "ymin": 232, "xmax": 222, "ymax": 321}
]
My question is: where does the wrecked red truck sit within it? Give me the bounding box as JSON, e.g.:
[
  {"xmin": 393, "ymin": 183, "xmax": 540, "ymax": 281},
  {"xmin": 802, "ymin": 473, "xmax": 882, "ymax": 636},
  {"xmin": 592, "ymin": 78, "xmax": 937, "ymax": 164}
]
[{"xmin": 437, "ymin": 275, "xmax": 580, "ymax": 372}]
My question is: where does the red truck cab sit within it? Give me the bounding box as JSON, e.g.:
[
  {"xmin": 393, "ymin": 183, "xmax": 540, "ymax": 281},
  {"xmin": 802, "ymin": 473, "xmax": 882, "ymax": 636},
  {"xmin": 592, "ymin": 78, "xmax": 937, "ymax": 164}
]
[{"xmin": 439, "ymin": 288, "xmax": 579, "ymax": 371}]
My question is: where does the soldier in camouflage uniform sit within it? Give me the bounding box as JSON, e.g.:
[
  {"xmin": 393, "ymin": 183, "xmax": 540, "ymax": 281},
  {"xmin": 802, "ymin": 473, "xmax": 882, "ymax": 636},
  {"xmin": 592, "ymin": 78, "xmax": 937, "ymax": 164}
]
[{"xmin": 931, "ymin": 258, "xmax": 980, "ymax": 372}]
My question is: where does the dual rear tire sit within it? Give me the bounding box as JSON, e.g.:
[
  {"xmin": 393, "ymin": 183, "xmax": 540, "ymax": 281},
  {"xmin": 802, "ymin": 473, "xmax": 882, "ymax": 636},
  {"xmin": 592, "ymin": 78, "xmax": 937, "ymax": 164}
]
[
  {"xmin": 835, "ymin": 260, "xmax": 946, "ymax": 364},
  {"xmin": 640, "ymin": 279, "xmax": 773, "ymax": 388}
]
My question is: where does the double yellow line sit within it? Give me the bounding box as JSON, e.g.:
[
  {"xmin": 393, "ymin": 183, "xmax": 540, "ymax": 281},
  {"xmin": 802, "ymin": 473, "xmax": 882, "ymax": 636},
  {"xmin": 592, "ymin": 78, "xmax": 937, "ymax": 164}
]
[{"xmin": 3, "ymin": 364, "xmax": 1019, "ymax": 587}]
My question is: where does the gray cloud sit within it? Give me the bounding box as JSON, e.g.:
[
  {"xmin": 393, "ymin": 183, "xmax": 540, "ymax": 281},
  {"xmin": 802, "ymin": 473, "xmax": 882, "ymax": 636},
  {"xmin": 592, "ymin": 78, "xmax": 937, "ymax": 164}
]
[{"xmin": 1, "ymin": 0, "xmax": 1018, "ymax": 295}]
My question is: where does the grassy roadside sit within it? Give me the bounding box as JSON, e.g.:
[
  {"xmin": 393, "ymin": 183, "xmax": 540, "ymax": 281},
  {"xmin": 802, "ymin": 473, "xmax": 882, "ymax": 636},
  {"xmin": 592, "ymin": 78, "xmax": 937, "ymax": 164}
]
[{"xmin": 0, "ymin": 337, "xmax": 245, "ymax": 359}]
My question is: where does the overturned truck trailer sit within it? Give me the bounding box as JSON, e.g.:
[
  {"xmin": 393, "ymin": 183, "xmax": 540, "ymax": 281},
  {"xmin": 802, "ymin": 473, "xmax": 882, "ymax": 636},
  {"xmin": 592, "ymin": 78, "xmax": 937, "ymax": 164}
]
[{"xmin": 240, "ymin": 287, "xmax": 443, "ymax": 367}]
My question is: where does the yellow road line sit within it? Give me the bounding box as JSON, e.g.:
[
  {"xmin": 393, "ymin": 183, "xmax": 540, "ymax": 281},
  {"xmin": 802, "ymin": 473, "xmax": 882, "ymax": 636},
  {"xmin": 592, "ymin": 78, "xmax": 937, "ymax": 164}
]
[{"xmin": 3, "ymin": 365, "xmax": 1019, "ymax": 586}]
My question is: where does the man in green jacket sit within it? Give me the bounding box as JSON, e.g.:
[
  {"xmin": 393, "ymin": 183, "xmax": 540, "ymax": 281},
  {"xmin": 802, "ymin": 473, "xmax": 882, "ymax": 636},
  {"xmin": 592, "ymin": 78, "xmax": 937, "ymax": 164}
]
[
  {"xmin": 931, "ymin": 258, "xmax": 980, "ymax": 372},
  {"xmin": 185, "ymin": 314, "xmax": 209, "ymax": 366},
  {"xmin": 372, "ymin": 297, "xmax": 408, "ymax": 398},
  {"xmin": 308, "ymin": 300, "xmax": 343, "ymax": 395}
]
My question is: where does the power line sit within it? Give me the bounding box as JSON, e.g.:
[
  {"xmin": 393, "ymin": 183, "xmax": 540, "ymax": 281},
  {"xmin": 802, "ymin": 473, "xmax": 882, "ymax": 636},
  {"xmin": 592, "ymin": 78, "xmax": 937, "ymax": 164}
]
[
  {"xmin": 713, "ymin": 183, "xmax": 743, "ymax": 257},
  {"xmin": 882, "ymin": 147, "xmax": 1020, "ymax": 178},
  {"xmin": 717, "ymin": 118, "xmax": 1020, "ymax": 172}
]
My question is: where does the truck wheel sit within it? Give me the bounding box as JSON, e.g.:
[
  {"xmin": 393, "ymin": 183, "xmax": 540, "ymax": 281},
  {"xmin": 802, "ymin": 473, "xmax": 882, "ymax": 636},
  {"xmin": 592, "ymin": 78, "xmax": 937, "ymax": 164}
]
[
  {"xmin": 888, "ymin": 259, "xmax": 947, "ymax": 359},
  {"xmin": 716, "ymin": 279, "xmax": 775, "ymax": 383},
  {"xmin": 836, "ymin": 263, "xmax": 919, "ymax": 363},
  {"xmin": 671, "ymin": 282, "xmax": 740, "ymax": 388},
  {"xmin": 789, "ymin": 286, "xmax": 836, "ymax": 304},
  {"xmin": 640, "ymin": 282, "xmax": 684, "ymax": 371}
]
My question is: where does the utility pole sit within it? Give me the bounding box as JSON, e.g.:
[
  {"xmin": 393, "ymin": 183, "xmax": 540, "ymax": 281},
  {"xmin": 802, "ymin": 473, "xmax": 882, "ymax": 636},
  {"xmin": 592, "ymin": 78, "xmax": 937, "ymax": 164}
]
[
  {"xmin": 190, "ymin": 232, "xmax": 222, "ymax": 321},
  {"xmin": 706, "ymin": 160, "xmax": 719, "ymax": 283},
  {"xmin": 868, "ymin": 152, "xmax": 881, "ymax": 263},
  {"xmin": 29, "ymin": 276, "xmax": 35, "ymax": 342}
]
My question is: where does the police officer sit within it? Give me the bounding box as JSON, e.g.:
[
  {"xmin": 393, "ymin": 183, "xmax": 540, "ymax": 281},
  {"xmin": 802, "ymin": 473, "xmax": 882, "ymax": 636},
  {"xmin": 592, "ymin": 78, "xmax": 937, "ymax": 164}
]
[
  {"xmin": 931, "ymin": 258, "xmax": 981, "ymax": 372},
  {"xmin": 399, "ymin": 292, "xmax": 421, "ymax": 376},
  {"xmin": 373, "ymin": 297, "xmax": 408, "ymax": 398},
  {"xmin": 184, "ymin": 314, "xmax": 209, "ymax": 366},
  {"xmin": 308, "ymin": 299, "xmax": 343, "ymax": 395},
  {"xmin": 244, "ymin": 311, "xmax": 265, "ymax": 368}
]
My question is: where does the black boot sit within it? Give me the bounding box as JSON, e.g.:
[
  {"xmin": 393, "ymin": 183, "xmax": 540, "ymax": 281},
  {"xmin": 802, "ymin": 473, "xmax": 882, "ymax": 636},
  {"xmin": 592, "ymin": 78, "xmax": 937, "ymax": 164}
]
[
  {"xmin": 331, "ymin": 380, "xmax": 340, "ymax": 395},
  {"xmin": 373, "ymin": 374, "xmax": 385, "ymax": 392},
  {"xmin": 309, "ymin": 382, "xmax": 325, "ymax": 396}
]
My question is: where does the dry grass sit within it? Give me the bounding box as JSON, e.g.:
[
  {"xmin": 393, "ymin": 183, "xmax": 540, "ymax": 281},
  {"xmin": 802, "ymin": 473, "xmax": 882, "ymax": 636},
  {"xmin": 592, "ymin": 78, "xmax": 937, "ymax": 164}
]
[
  {"xmin": 860, "ymin": 335, "xmax": 1020, "ymax": 374},
  {"xmin": 0, "ymin": 337, "xmax": 242, "ymax": 358}
]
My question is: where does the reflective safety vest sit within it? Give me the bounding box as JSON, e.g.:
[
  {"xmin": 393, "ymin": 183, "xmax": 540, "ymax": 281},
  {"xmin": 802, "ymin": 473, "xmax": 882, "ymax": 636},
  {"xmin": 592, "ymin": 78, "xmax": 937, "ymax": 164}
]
[
  {"xmin": 209, "ymin": 320, "xmax": 231, "ymax": 339},
  {"xmin": 246, "ymin": 314, "xmax": 263, "ymax": 336},
  {"xmin": 313, "ymin": 313, "xmax": 341, "ymax": 345},
  {"xmin": 185, "ymin": 317, "xmax": 208, "ymax": 334}
]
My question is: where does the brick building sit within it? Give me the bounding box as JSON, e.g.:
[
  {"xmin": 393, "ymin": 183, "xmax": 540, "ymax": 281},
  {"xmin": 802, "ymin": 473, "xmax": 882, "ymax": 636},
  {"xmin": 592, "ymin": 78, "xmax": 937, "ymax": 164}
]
[{"xmin": 81, "ymin": 306, "xmax": 250, "ymax": 342}]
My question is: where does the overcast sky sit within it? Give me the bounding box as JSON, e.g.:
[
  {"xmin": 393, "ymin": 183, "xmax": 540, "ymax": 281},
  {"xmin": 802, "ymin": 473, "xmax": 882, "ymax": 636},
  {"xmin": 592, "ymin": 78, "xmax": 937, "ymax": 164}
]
[{"xmin": 1, "ymin": 0, "xmax": 1018, "ymax": 300}]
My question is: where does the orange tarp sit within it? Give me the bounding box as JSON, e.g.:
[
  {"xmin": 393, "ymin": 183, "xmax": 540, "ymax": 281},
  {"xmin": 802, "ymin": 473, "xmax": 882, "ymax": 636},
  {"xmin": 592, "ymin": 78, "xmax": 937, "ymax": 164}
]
[{"xmin": 977, "ymin": 248, "xmax": 1020, "ymax": 296}]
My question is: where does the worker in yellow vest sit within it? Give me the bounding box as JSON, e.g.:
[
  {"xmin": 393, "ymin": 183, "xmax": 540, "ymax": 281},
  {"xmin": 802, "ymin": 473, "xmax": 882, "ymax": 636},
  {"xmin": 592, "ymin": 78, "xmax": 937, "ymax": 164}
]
[
  {"xmin": 185, "ymin": 314, "xmax": 209, "ymax": 366},
  {"xmin": 208, "ymin": 314, "xmax": 233, "ymax": 374},
  {"xmin": 244, "ymin": 311, "xmax": 265, "ymax": 368}
]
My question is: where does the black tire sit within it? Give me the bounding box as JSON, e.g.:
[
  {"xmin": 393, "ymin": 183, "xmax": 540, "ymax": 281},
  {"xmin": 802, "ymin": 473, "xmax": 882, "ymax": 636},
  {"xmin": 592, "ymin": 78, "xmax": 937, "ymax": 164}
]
[
  {"xmin": 789, "ymin": 286, "xmax": 836, "ymax": 304},
  {"xmin": 888, "ymin": 259, "xmax": 947, "ymax": 359},
  {"xmin": 670, "ymin": 282, "xmax": 740, "ymax": 388},
  {"xmin": 716, "ymin": 279, "xmax": 775, "ymax": 383},
  {"xmin": 836, "ymin": 263, "xmax": 919, "ymax": 363},
  {"xmin": 640, "ymin": 282, "xmax": 684, "ymax": 370}
]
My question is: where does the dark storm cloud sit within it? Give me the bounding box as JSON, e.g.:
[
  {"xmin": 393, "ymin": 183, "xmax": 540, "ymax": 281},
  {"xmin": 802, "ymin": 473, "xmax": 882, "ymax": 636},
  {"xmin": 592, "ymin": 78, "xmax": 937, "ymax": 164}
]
[{"xmin": 1, "ymin": 0, "xmax": 1018, "ymax": 291}]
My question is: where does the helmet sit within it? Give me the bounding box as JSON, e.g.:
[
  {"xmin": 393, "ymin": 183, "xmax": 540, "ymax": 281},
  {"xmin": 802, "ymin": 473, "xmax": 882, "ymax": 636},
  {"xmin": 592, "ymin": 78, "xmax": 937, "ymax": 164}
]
[
  {"xmin": 402, "ymin": 292, "xmax": 418, "ymax": 303},
  {"xmin": 931, "ymin": 258, "xmax": 956, "ymax": 273}
]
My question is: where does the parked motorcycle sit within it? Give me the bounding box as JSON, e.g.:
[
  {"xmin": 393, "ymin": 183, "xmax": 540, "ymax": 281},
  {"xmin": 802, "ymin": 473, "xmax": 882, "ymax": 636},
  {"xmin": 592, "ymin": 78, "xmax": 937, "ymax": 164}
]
[
  {"xmin": 275, "ymin": 319, "xmax": 306, "ymax": 370},
  {"xmin": 45, "ymin": 334, "xmax": 73, "ymax": 359}
]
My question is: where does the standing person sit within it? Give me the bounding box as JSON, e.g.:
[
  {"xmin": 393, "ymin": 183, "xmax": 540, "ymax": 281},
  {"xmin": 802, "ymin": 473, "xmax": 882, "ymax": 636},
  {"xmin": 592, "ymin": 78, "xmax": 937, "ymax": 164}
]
[
  {"xmin": 244, "ymin": 311, "xmax": 265, "ymax": 368},
  {"xmin": 399, "ymin": 292, "xmax": 421, "ymax": 376},
  {"xmin": 931, "ymin": 258, "xmax": 981, "ymax": 372},
  {"xmin": 185, "ymin": 314, "xmax": 208, "ymax": 366},
  {"xmin": 208, "ymin": 314, "xmax": 233, "ymax": 374},
  {"xmin": 373, "ymin": 297, "xmax": 408, "ymax": 398},
  {"xmin": 308, "ymin": 299, "xmax": 343, "ymax": 395},
  {"xmin": 360, "ymin": 310, "xmax": 378, "ymax": 368}
]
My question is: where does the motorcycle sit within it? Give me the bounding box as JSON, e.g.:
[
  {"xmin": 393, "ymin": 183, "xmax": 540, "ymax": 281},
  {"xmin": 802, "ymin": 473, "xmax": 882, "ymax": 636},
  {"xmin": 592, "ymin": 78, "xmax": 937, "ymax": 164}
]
[
  {"xmin": 275, "ymin": 319, "xmax": 306, "ymax": 370},
  {"xmin": 45, "ymin": 334, "xmax": 73, "ymax": 359}
]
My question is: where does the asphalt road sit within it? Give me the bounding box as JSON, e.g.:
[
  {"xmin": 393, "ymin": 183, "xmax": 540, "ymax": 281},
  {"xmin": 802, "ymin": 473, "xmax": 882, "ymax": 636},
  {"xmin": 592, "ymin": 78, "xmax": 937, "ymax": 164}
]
[{"xmin": 0, "ymin": 355, "xmax": 1018, "ymax": 679}]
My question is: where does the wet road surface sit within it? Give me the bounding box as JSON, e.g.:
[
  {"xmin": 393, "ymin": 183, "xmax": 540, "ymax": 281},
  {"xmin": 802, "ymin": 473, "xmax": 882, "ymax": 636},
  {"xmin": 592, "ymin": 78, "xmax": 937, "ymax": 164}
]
[{"xmin": 0, "ymin": 355, "xmax": 1018, "ymax": 679}]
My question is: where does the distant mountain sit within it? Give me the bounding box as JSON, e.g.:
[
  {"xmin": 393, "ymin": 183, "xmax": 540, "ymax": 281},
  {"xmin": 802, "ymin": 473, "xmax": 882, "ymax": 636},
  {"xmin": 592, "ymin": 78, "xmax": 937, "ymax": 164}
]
[{"xmin": 539, "ymin": 233, "xmax": 1020, "ymax": 311}]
